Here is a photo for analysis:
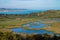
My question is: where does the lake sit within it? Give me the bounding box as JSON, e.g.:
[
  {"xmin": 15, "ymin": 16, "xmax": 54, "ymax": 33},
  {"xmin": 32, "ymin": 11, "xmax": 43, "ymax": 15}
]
[{"xmin": 0, "ymin": 10, "xmax": 45, "ymax": 14}]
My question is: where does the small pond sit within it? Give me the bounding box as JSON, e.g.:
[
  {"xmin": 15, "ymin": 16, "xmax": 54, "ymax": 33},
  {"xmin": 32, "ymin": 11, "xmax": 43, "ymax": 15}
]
[
  {"xmin": 11, "ymin": 20, "xmax": 60, "ymax": 35},
  {"xmin": 12, "ymin": 28, "xmax": 54, "ymax": 34},
  {"xmin": 12, "ymin": 21, "xmax": 54, "ymax": 34},
  {"xmin": 22, "ymin": 21, "xmax": 48, "ymax": 28}
]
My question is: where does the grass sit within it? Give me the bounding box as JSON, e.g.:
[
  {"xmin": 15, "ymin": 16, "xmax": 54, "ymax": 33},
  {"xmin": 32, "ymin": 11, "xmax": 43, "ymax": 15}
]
[
  {"xmin": 0, "ymin": 17, "xmax": 44, "ymax": 28},
  {"xmin": 42, "ymin": 22, "xmax": 60, "ymax": 34},
  {"xmin": 0, "ymin": 10, "xmax": 60, "ymax": 34},
  {"xmin": 0, "ymin": 29, "xmax": 60, "ymax": 40}
]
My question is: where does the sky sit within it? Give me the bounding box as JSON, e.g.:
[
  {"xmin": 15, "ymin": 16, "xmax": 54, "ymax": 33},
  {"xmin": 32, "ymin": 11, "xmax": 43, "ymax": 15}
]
[{"xmin": 0, "ymin": 0, "xmax": 60, "ymax": 10}]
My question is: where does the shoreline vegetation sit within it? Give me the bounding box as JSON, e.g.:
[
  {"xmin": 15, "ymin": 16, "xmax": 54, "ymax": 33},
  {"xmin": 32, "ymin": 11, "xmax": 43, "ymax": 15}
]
[
  {"xmin": 0, "ymin": 30, "xmax": 60, "ymax": 40},
  {"xmin": 0, "ymin": 10, "xmax": 60, "ymax": 34}
]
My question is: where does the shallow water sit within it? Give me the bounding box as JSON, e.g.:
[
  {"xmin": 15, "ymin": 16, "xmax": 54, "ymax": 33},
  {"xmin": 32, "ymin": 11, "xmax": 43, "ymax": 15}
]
[
  {"xmin": 12, "ymin": 28, "xmax": 54, "ymax": 34},
  {"xmin": 12, "ymin": 20, "xmax": 53, "ymax": 34},
  {"xmin": 22, "ymin": 22, "xmax": 46, "ymax": 28}
]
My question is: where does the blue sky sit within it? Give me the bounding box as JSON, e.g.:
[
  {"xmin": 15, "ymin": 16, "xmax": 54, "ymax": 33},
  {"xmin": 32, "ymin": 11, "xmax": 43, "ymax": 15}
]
[{"xmin": 0, "ymin": 0, "xmax": 60, "ymax": 10}]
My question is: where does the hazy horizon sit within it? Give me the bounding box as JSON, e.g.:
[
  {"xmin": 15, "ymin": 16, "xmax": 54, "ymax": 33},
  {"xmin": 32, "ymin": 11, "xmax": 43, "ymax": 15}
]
[{"xmin": 0, "ymin": 0, "xmax": 60, "ymax": 10}]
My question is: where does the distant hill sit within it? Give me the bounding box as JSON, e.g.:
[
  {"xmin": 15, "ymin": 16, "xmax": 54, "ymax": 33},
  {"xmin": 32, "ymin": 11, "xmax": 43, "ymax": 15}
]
[
  {"xmin": 0, "ymin": 8, "xmax": 27, "ymax": 12},
  {"xmin": 0, "ymin": 8, "xmax": 27, "ymax": 10}
]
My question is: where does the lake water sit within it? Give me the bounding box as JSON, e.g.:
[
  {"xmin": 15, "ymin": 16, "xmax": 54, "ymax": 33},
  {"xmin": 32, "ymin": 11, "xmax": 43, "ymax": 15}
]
[
  {"xmin": 12, "ymin": 28, "xmax": 54, "ymax": 34},
  {"xmin": 0, "ymin": 10, "xmax": 45, "ymax": 14}
]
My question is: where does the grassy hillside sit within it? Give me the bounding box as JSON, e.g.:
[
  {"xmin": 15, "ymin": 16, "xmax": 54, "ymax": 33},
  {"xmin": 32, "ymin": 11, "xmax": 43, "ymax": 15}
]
[
  {"xmin": 0, "ymin": 10, "xmax": 60, "ymax": 34},
  {"xmin": 0, "ymin": 10, "xmax": 60, "ymax": 28}
]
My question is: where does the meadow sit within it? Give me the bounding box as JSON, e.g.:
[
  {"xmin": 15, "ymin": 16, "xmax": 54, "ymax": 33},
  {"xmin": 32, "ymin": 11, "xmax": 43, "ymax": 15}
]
[{"xmin": 0, "ymin": 10, "xmax": 60, "ymax": 34}]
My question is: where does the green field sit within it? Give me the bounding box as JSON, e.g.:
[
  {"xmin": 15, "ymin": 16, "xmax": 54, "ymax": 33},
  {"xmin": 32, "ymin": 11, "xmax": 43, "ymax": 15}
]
[{"xmin": 0, "ymin": 10, "xmax": 60, "ymax": 34}]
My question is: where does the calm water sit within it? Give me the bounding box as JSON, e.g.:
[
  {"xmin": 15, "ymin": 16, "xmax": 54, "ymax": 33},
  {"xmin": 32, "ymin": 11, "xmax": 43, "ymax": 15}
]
[
  {"xmin": 12, "ymin": 21, "xmax": 53, "ymax": 34},
  {"xmin": 0, "ymin": 10, "xmax": 45, "ymax": 14},
  {"xmin": 30, "ymin": 22, "xmax": 46, "ymax": 28},
  {"xmin": 12, "ymin": 28, "xmax": 54, "ymax": 34},
  {"xmin": 22, "ymin": 22, "xmax": 46, "ymax": 28}
]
